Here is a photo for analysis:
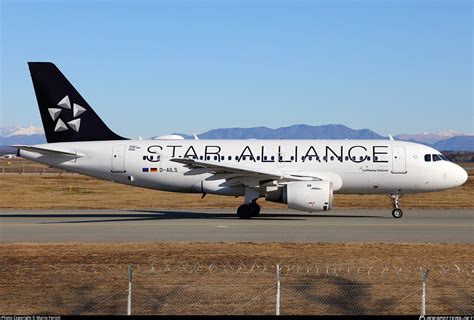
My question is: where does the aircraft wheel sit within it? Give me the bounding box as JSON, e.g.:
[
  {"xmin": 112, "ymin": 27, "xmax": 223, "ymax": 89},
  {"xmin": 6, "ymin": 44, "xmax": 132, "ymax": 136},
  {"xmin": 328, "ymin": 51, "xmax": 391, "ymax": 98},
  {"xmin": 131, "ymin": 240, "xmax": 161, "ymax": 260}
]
[
  {"xmin": 249, "ymin": 202, "xmax": 260, "ymax": 216},
  {"xmin": 392, "ymin": 208, "xmax": 403, "ymax": 218},
  {"xmin": 237, "ymin": 204, "xmax": 253, "ymax": 219}
]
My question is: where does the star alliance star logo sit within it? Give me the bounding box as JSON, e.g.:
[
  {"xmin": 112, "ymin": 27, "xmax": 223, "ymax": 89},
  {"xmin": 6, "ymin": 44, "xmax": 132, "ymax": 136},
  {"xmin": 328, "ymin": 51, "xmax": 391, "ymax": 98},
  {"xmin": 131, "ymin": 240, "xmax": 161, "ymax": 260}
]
[{"xmin": 48, "ymin": 95, "xmax": 86, "ymax": 132}]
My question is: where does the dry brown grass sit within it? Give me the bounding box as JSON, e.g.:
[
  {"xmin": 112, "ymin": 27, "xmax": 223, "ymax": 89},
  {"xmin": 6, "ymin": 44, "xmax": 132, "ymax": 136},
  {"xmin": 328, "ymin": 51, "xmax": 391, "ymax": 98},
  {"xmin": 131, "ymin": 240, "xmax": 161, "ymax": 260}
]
[
  {"xmin": 2, "ymin": 242, "xmax": 471, "ymax": 267},
  {"xmin": 1, "ymin": 170, "xmax": 473, "ymax": 210},
  {"xmin": 0, "ymin": 243, "xmax": 472, "ymax": 315}
]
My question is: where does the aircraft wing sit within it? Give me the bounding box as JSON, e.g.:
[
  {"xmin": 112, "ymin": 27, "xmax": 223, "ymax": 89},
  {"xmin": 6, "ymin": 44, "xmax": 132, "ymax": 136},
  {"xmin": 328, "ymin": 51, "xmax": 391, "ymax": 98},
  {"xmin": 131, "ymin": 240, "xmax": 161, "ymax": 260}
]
[
  {"xmin": 14, "ymin": 145, "xmax": 82, "ymax": 158},
  {"xmin": 170, "ymin": 158, "xmax": 323, "ymax": 182}
]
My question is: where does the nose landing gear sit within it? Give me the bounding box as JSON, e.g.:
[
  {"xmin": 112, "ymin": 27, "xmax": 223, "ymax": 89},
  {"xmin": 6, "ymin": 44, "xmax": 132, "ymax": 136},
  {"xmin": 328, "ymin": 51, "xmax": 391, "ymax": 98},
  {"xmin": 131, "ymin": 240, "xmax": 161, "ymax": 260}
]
[{"xmin": 390, "ymin": 193, "xmax": 403, "ymax": 218}]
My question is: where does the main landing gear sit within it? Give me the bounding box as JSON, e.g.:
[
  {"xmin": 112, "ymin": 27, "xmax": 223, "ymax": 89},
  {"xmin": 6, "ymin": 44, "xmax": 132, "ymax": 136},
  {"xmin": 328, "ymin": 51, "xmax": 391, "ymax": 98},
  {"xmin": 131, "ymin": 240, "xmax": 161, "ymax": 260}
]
[
  {"xmin": 237, "ymin": 201, "xmax": 261, "ymax": 219},
  {"xmin": 390, "ymin": 193, "xmax": 403, "ymax": 218},
  {"xmin": 237, "ymin": 186, "xmax": 261, "ymax": 219}
]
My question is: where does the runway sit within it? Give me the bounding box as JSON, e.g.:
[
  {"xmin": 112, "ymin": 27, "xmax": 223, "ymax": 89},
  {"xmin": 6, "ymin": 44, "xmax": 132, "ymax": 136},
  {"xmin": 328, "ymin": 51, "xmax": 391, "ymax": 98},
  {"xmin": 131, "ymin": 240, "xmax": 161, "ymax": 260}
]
[{"xmin": 0, "ymin": 208, "xmax": 472, "ymax": 243}]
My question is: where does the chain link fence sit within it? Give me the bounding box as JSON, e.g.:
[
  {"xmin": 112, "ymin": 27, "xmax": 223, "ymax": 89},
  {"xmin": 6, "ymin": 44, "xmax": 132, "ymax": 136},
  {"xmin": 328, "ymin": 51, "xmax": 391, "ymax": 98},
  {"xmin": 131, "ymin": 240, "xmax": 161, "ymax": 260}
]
[
  {"xmin": 0, "ymin": 262, "xmax": 472, "ymax": 315},
  {"xmin": 0, "ymin": 158, "xmax": 69, "ymax": 174}
]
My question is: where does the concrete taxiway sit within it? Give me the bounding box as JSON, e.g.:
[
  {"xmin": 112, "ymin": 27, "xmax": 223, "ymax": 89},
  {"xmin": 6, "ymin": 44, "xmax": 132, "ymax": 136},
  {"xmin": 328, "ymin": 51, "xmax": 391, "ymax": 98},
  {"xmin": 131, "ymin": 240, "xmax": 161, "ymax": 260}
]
[{"xmin": 0, "ymin": 208, "xmax": 472, "ymax": 243}]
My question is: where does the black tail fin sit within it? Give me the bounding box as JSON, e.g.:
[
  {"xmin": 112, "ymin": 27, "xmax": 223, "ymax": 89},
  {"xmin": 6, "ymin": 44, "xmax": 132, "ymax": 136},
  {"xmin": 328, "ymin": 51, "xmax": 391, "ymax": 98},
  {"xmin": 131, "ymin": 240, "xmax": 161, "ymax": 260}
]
[{"xmin": 28, "ymin": 62, "xmax": 127, "ymax": 143}]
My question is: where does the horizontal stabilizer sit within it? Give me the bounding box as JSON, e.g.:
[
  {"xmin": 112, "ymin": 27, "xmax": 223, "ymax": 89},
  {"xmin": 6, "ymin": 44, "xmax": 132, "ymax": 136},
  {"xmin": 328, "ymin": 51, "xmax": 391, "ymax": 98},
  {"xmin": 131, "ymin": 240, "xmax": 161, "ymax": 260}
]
[{"xmin": 14, "ymin": 145, "xmax": 82, "ymax": 158}]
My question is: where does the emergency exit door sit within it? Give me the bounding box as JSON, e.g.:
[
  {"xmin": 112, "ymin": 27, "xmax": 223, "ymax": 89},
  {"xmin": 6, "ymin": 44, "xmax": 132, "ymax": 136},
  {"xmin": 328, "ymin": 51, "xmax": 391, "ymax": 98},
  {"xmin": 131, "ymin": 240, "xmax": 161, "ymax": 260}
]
[
  {"xmin": 391, "ymin": 146, "xmax": 407, "ymax": 174},
  {"xmin": 111, "ymin": 145, "xmax": 127, "ymax": 173}
]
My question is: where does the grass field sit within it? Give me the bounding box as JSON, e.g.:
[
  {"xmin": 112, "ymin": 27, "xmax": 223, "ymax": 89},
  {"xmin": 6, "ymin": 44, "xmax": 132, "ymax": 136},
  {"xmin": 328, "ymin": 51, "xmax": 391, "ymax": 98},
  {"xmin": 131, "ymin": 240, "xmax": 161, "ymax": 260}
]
[{"xmin": 1, "ymin": 165, "xmax": 473, "ymax": 209}]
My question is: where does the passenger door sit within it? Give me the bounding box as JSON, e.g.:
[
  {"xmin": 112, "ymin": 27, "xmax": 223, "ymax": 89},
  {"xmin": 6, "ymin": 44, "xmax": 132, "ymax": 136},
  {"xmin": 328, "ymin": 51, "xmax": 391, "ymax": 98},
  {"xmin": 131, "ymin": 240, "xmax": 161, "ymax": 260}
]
[{"xmin": 111, "ymin": 144, "xmax": 127, "ymax": 173}]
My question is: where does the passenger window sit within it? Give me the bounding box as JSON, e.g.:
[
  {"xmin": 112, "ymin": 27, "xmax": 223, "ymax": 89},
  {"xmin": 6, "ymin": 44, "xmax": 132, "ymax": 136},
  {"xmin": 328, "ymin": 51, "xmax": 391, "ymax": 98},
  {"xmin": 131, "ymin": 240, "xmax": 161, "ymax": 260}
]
[
  {"xmin": 330, "ymin": 156, "xmax": 334, "ymax": 161},
  {"xmin": 367, "ymin": 156, "xmax": 371, "ymax": 161},
  {"xmin": 424, "ymin": 154, "xmax": 431, "ymax": 162},
  {"xmin": 214, "ymin": 156, "xmax": 218, "ymax": 160},
  {"xmin": 228, "ymin": 156, "xmax": 231, "ymax": 161},
  {"xmin": 433, "ymin": 154, "xmax": 441, "ymax": 162}
]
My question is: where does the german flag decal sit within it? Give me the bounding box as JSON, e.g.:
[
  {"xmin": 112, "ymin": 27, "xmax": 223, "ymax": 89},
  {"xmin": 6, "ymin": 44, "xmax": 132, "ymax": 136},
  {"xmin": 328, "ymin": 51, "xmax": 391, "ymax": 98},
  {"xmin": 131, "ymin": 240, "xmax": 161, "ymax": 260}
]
[{"xmin": 150, "ymin": 168, "xmax": 158, "ymax": 173}]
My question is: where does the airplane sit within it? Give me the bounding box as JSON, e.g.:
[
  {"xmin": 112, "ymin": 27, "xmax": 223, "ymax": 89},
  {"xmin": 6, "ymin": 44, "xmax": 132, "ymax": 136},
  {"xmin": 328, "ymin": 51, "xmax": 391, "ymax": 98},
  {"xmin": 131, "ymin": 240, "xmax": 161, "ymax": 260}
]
[{"xmin": 15, "ymin": 62, "xmax": 468, "ymax": 219}]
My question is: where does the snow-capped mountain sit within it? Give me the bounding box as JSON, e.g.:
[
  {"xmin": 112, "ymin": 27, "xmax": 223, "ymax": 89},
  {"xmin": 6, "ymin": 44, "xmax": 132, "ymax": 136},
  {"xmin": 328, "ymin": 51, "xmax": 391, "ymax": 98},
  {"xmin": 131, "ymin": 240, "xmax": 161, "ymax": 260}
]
[
  {"xmin": 0, "ymin": 126, "xmax": 46, "ymax": 146},
  {"xmin": 394, "ymin": 130, "xmax": 473, "ymax": 145},
  {"xmin": 0, "ymin": 126, "xmax": 44, "ymax": 137}
]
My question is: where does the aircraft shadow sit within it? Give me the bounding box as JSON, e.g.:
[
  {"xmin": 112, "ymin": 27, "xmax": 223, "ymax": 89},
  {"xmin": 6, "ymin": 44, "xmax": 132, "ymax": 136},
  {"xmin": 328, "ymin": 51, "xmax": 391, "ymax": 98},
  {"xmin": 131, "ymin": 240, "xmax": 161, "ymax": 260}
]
[{"xmin": 1, "ymin": 210, "xmax": 386, "ymax": 224}]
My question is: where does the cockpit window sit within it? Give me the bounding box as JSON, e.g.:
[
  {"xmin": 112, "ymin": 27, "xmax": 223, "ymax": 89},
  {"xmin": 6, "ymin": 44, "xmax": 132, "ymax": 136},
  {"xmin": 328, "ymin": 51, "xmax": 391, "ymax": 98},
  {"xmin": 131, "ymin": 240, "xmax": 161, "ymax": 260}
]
[
  {"xmin": 432, "ymin": 154, "xmax": 442, "ymax": 162},
  {"xmin": 439, "ymin": 154, "xmax": 448, "ymax": 161},
  {"xmin": 424, "ymin": 154, "xmax": 431, "ymax": 162}
]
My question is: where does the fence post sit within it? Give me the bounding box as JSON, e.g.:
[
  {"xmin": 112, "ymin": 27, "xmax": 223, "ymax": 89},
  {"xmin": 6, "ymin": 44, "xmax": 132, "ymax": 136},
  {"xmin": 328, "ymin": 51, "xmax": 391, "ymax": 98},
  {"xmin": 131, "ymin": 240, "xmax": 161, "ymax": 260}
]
[
  {"xmin": 128, "ymin": 265, "xmax": 133, "ymax": 316},
  {"xmin": 276, "ymin": 264, "xmax": 281, "ymax": 316},
  {"xmin": 420, "ymin": 267, "xmax": 429, "ymax": 317}
]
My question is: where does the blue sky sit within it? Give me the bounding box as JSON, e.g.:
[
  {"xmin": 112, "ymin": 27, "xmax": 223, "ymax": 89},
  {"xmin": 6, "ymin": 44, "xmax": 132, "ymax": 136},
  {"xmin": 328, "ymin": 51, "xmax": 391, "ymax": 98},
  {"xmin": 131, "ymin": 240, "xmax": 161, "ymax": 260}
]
[{"xmin": 1, "ymin": 0, "xmax": 472, "ymax": 138}]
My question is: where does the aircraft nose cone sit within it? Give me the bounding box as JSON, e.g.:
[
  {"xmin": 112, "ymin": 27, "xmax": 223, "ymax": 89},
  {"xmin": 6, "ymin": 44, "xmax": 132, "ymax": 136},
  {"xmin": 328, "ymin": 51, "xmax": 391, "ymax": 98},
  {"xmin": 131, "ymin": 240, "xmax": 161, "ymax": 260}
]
[
  {"xmin": 459, "ymin": 167, "xmax": 468, "ymax": 185},
  {"xmin": 454, "ymin": 165, "xmax": 468, "ymax": 187}
]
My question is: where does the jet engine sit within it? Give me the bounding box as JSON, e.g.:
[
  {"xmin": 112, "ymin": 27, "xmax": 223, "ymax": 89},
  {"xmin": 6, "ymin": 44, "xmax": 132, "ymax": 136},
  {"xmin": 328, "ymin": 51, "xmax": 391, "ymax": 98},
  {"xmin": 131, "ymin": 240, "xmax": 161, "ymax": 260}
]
[{"xmin": 265, "ymin": 181, "xmax": 333, "ymax": 212}]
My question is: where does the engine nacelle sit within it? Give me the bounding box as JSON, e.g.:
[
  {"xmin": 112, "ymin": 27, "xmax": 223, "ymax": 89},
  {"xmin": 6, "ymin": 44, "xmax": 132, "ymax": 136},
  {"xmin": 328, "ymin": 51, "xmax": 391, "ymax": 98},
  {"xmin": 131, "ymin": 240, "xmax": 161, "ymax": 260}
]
[{"xmin": 265, "ymin": 181, "xmax": 333, "ymax": 212}]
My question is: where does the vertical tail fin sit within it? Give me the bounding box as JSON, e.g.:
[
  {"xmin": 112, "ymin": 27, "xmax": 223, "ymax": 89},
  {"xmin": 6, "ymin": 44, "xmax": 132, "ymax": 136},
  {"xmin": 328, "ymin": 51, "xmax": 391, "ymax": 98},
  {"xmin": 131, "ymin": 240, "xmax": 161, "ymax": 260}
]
[{"xmin": 28, "ymin": 62, "xmax": 127, "ymax": 143}]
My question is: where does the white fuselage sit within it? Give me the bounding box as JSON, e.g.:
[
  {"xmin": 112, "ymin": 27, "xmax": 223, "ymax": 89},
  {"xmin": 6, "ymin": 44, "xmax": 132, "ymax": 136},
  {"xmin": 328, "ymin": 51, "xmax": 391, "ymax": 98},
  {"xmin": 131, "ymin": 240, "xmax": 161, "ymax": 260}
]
[{"xmin": 19, "ymin": 139, "xmax": 468, "ymax": 197}]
